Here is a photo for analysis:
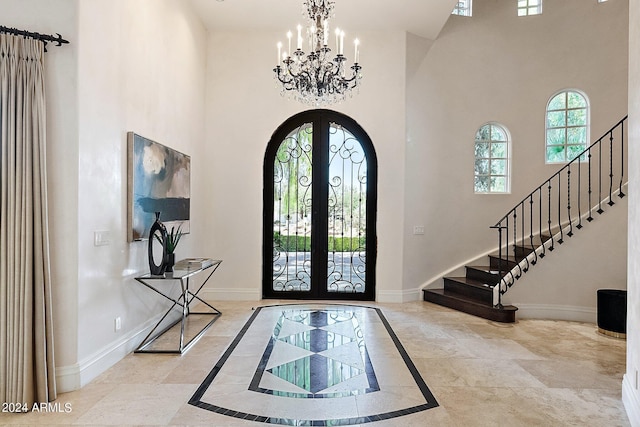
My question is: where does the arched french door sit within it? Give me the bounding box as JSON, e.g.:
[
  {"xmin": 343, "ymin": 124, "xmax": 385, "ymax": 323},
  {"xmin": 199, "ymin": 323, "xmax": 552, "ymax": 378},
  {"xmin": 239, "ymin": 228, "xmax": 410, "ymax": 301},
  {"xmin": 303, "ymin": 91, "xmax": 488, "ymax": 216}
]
[{"xmin": 263, "ymin": 110, "xmax": 377, "ymax": 300}]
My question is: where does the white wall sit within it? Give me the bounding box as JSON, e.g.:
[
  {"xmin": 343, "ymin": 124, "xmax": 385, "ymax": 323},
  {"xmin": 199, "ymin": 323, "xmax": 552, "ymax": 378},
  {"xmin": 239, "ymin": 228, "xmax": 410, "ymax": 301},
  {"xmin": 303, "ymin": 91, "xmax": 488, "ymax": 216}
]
[
  {"xmin": 2, "ymin": 0, "xmax": 207, "ymax": 391},
  {"xmin": 200, "ymin": 30, "xmax": 410, "ymax": 302},
  {"xmin": 405, "ymin": 0, "xmax": 629, "ymax": 311},
  {"xmin": 73, "ymin": 0, "xmax": 207, "ymax": 387},
  {"xmin": 503, "ymin": 193, "xmax": 628, "ymax": 322},
  {"xmin": 623, "ymin": 0, "xmax": 640, "ymax": 424}
]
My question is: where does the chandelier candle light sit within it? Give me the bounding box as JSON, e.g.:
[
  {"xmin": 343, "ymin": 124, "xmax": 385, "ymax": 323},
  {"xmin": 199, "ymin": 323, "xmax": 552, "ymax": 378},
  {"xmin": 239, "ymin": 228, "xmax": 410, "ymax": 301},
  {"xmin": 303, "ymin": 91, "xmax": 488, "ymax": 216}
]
[{"xmin": 274, "ymin": 0, "xmax": 362, "ymax": 105}]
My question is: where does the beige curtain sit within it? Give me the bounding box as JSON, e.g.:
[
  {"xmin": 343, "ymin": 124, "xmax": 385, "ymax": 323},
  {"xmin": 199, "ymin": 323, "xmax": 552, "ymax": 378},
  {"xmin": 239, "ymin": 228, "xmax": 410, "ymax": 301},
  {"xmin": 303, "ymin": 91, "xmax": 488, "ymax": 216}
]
[{"xmin": 0, "ymin": 33, "xmax": 56, "ymax": 406}]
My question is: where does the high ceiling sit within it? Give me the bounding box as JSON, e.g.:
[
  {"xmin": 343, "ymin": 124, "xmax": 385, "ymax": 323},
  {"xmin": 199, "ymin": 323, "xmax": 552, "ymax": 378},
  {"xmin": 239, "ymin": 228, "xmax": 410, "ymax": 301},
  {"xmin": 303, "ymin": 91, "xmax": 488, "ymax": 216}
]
[{"xmin": 188, "ymin": 0, "xmax": 459, "ymax": 41}]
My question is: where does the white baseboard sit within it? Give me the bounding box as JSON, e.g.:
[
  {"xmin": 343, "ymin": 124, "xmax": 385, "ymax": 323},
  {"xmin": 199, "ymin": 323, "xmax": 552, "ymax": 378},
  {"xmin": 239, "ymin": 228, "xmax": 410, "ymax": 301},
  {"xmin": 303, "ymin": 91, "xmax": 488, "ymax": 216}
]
[
  {"xmin": 55, "ymin": 314, "xmax": 164, "ymax": 393},
  {"xmin": 55, "ymin": 364, "xmax": 81, "ymax": 392},
  {"xmin": 377, "ymin": 288, "xmax": 421, "ymax": 303},
  {"xmin": 513, "ymin": 303, "xmax": 596, "ymax": 323},
  {"xmin": 623, "ymin": 373, "xmax": 640, "ymax": 427}
]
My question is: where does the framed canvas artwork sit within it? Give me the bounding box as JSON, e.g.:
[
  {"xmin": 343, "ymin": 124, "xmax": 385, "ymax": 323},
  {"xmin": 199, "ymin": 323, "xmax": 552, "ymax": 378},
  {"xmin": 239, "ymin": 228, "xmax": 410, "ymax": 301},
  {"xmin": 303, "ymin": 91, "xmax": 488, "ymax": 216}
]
[{"xmin": 127, "ymin": 132, "xmax": 191, "ymax": 241}]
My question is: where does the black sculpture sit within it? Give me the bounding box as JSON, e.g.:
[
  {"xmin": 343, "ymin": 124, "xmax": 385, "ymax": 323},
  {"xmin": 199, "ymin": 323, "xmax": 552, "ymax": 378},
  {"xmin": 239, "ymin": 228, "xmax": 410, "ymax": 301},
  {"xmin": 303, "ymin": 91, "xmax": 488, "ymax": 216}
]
[{"xmin": 148, "ymin": 212, "xmax": 168, "ymax": 276}]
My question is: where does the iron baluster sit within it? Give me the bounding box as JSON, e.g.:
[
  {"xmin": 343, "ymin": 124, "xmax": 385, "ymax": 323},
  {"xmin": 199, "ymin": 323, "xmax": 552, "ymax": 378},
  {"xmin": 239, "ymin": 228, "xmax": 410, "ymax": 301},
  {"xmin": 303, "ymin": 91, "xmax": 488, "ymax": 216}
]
[
  {"xmin": 566, "ymin": 168, "xmax": 573, "ymax": 237},
  {"xmin": 557, "ymin": 174, "xmax": 564, "ymax": 244},
  {"xmin": 620, "ymin": 120, "xmax": 626, "ymax": 198},
  {"xmin": 529, "ymin": 195, "xmax": 537, "ymax": 265},
  {"xmin": 577, "ymin": 155, "xmax": 583, "ymax": 229},
  {"xmin": 608, "ymin": 130, "xmax": 615, "ymax": 207},
  {"xmin": 505, "ymin": 214, "xmax": 516, "ymax": 285},
  {"xmin": 513, "ymin": 210, "xmax": 521, "ymax": 279},
  {"xmin": 597, "ymin": 139, "xmax": 604, "ymax": 214},
  {"xmin": 539, "ymin": 188, "xmax": 545, "ymax": 258},
  {"xmin": 496, "ymin": 225, "xmax": 504, "ymax": 309},
  {"xmin": 547, "ymin": 180, "xmax": 554, "ymax": 251},
  {"xmin": 522, "ymin": 202, "xmax": 529, "ymax": 272},
  {"xmin": 587, "ymin": 147, "xmax": 594, "ymax": 222}
]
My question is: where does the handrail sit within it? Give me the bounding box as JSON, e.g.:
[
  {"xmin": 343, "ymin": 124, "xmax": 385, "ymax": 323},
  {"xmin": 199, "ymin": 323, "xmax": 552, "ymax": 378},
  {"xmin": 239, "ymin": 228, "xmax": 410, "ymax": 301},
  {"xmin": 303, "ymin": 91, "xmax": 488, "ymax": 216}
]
[{"xmin": 490, "ymin": 115, "xmax": 628, "ymax": 308}]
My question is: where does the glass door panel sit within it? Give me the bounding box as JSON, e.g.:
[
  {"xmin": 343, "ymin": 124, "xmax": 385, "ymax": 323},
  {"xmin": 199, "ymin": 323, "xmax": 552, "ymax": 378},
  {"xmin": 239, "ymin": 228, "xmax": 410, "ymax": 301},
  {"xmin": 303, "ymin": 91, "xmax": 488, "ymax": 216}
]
[
  {"xmin": 327, "ymin": 124, "xmax": 367, "ymax": 294},
  {"xmin": 272, "ymin": 123, "xmax": 313, "ymax": 292}
]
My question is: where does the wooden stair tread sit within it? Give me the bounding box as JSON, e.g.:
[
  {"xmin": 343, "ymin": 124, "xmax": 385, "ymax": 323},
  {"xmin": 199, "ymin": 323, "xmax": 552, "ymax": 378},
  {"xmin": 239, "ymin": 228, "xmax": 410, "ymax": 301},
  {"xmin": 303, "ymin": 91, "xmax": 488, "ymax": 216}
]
[
  {"xmin": 445, "ymin": 276, "xmax": 495, "ymax": 289},
  {"xmin": 465, "ymin": 265, "xmax": 511, "ymax": 280},
  {"xmin": 423, "ymin": 288, "xmax": 517, "ymax": 323},
  {"xmin": 490, "ymin": 253, "xmax": 524, "ymax": 261},
  {"xmin": 467, "ymin": 265, "xmax": 505, "ymax": 275}
]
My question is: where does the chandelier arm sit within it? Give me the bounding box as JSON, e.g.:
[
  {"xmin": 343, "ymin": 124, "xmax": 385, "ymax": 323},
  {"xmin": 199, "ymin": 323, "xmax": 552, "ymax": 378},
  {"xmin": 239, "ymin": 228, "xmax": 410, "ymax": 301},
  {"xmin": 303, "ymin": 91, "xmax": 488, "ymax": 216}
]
[
  {"xmin": 337, "ymin": 65, "xmax": 362, "ymax": 84},
  {"xmin": 274, "ymin": 0, "xmax": 361, "ymax": 105},
  {"xmin": 274, "ymin": 67, "xmax": 296, "ymax": 87}
]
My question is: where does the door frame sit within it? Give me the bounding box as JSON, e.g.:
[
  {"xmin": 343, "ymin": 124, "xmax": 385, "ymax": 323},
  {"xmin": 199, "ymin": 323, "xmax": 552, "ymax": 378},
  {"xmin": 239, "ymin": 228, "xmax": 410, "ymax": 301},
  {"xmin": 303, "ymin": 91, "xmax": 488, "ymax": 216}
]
[{"xmin": 262, "ymin": 109, "xmax": 377, "ymax": 301}]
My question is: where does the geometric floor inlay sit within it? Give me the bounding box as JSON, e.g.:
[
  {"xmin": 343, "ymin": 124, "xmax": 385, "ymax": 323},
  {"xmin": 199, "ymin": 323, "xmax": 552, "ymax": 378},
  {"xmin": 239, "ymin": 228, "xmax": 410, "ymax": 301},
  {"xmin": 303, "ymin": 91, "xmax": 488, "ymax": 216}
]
[
  {"xmin": 250, "ymin": 308, "xmax": 379, "ymax": 397},
  {"xmin": 189, "ymin": 304, "xmax": 438, "ymax": 425}
]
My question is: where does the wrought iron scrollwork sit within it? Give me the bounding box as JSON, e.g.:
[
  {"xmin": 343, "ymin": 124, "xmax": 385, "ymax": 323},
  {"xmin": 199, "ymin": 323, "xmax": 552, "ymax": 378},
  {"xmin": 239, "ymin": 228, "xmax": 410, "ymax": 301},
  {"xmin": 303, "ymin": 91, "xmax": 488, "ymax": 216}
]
[
  {"xmin": 272, "ymin": 124, "xmax": 313, "ymax": 292},
  {"xmin": 326, "ymin": 123, "xmax": 367, "ymax": 293}
]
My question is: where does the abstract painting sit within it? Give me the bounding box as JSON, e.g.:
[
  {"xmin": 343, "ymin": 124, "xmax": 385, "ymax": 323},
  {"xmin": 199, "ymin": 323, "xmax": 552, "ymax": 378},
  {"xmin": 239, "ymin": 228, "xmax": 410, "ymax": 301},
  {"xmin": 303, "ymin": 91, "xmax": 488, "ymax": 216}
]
[{"xmin": 127, "ymin": 132, "xmax": 190, "ymax": 241}]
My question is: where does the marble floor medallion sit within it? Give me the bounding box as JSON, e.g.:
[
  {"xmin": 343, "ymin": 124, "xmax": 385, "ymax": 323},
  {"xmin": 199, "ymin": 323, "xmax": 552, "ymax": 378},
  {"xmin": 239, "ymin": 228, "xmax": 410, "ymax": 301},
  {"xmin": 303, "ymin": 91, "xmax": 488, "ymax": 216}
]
[{"xmin": 189, "ymin": 304, "xmax": 438, "ymax": 425}]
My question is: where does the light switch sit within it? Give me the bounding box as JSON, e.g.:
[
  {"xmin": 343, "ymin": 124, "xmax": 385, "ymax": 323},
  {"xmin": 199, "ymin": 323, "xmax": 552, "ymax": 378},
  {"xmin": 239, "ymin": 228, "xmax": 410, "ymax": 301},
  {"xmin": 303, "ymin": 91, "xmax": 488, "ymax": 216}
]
[{"xmin": 94, "ymin": 230, "xmax": 111, "ymax": 246}]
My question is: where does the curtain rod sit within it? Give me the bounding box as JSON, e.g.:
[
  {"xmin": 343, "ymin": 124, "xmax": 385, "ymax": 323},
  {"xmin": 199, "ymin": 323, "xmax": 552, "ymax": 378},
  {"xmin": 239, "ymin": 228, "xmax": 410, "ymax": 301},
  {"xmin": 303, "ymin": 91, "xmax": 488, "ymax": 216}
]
[{"xmin": 0, "ymin": 25, "xmax": 69, "ymax": 51}]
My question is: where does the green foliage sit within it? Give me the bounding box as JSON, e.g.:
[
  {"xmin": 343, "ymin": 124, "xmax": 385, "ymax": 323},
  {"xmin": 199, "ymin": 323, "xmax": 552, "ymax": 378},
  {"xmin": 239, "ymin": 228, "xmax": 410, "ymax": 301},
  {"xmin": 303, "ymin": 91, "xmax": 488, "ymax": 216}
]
[
  {"xmin": 274, "ymin": 126, "xmax": 313, "ymax": 220},
  {"xmin": 273, "ymin": 232, "xmax": 311, "ymax": 251},
  {"xmin": 329, "ymin": 236, "xmax": 366, "ymax": 252},
  {"xmin": 273, "ymin": 232, "xmax": 365, "ymax": 252},
  {"xmin": 546, "ymin": 145, "xmax": 566, "ymax": 163},
  {"xmin": 548, "ymin": 93, "xmax": 566, "ymax": 110},
  {"xmin": 156, "ymin": 224, "xmax": 183, "ymax": 254}
]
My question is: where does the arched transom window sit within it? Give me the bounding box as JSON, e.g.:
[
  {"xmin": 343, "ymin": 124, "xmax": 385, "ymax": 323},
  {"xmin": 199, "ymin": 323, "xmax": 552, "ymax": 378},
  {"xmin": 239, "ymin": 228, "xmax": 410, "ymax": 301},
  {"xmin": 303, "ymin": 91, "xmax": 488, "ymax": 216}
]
[
  {"xmin": 545, "ymin": 90, "xmax": 589, "ymax": 163},
  {"xmin": 474, "ymin": 123, "xmax": 511, "ymax": 194},
  {"xmin": 452, "ymin": 0, "xmax": 472, "ymax": 16},
  {"xmin": 518, "ymin": 0, "xmax": 542, "ymax": 16}
]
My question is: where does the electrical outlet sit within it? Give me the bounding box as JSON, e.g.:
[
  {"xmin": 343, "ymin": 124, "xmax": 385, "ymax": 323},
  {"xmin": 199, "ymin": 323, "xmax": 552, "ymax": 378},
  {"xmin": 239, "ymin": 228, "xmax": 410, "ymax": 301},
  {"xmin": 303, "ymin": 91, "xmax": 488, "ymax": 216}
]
[
  {"xmin": 413, "ymin": 226, "xmax": 425, "ymax": 235},
  {"xmin": 114, "ymin": 317, "xmax": 122, "ymax": 332}
]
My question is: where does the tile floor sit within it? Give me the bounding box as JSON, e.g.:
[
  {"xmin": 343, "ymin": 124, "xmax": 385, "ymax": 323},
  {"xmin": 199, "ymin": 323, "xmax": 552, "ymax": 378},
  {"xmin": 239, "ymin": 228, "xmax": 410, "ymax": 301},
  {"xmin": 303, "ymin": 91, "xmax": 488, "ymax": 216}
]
[{"xmin": 2, "ymin": 300, "xmax": 630, "ymax": 426}]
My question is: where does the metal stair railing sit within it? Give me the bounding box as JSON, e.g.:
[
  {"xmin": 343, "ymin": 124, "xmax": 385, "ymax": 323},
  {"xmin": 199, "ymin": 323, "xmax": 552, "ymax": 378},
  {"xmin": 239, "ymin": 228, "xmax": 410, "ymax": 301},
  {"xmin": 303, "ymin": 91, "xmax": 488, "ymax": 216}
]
[{"xmin": 490, "ymin": 116, "xmax": 628, "ymax": 308}]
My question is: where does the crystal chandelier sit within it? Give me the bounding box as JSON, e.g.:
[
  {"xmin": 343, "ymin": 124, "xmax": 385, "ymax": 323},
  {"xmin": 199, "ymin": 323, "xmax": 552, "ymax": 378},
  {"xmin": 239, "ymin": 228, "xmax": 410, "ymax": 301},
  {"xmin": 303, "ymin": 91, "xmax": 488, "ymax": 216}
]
[{"xmin": 273, "ymin": 0, "xmax": 362, "ymax": 105}]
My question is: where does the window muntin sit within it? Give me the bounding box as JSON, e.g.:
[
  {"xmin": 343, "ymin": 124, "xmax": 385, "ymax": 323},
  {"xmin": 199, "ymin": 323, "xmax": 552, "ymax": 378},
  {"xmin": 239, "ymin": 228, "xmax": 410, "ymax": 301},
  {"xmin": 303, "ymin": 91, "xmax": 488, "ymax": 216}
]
[
  {"xmin": 518, "ymin": 0, "xmax": 542, "ymax": 16},
  {"xmin": 545, "ymin": 90, "xmax": 589, "ymax": 163},
  {"xmin": 474, "ymin": 123, "xmax": 510, "ymax": 194},
  {"xmin": 452, "ymin": 0, "xmax": 472, "ymax": 16}
]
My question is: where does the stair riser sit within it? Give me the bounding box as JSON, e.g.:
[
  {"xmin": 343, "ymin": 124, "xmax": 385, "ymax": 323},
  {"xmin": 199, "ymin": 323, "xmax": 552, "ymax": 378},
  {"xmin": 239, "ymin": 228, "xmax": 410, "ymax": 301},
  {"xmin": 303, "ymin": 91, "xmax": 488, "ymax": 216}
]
[
  {"xmin": 489, "ymin": 255, "xmax": 519, "ymax": 271},
  {"xmin": 465, "ymin": 267, "xmax": 501, "ymax": 285},
  {"xmin": 443, "ymin": 278, "xmax": 493, "ymax": 305},
  {"xmin": 514, "ymin": 245, "xmax": 535, "ymax": 258}
]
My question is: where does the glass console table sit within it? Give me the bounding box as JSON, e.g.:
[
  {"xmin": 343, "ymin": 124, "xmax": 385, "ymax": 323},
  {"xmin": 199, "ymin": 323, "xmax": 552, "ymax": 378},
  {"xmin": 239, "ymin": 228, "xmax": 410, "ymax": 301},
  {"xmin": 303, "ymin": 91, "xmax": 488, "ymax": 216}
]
[{"xmin": 134, "ymin": 259, "xmax": 222, "ymax": 354}]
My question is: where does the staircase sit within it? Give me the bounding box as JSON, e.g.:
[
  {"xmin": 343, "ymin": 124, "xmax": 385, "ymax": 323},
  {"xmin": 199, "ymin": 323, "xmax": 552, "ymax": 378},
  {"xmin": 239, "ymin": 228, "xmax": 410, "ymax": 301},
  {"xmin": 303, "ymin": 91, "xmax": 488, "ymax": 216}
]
[{"xmin": 423, "ymin": 116, "xmax": 628, "ymax": 323}]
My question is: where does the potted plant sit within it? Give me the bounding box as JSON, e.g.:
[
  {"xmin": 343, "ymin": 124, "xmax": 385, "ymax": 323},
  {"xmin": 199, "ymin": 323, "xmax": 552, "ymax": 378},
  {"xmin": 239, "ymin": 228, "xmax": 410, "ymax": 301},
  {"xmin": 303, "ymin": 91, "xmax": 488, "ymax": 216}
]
[{"xmin": 157, "ymin": 224, "xmax": 183, "ymax": 272}]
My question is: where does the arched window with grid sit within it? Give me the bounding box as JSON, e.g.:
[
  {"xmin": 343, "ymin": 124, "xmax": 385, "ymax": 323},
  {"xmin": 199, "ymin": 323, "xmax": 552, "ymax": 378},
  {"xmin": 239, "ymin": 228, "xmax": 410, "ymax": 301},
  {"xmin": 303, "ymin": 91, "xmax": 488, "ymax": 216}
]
[
  {"xmin": 545, "ymin": 90, "xmax": 590, "ymax": 164},
  {"xmin": 452, "ymin": 0, "xmax": 472, "ymax": 16},
  {"xmin": 518, "ymin": 0, "xmax": 542, "ymax": 16},
  {"xmin": 474, "ymin": 123, "xmax": 511, "ymax": 194}
]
